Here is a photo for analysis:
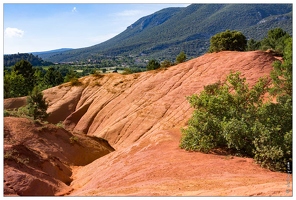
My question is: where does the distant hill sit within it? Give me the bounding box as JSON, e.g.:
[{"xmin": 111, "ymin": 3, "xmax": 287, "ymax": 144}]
[
  {"xmin": 38, "ymin": 4, "xmax": 292, "ymax": 63},
  {"xmin": 4, "ymin": 53, "xmax": 54, "ymax": 67},
  {"xmin": 31, "ymin": 48, "xmax": 73, "ymax": 61}
]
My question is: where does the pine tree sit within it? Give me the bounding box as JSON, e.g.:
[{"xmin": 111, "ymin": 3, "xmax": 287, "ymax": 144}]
[{"xmin": 27, "ymin": 86, "xmax": 48, "ymax": 120}]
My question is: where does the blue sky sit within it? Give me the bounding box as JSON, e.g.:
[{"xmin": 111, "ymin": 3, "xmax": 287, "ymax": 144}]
[{"xmin": 3, "ymin": 2, "xmax": 190, "ymax": 54}]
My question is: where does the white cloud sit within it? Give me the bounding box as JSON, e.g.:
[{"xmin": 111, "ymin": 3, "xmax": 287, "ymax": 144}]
[
  {"xmin": 72, "ymin": 7, "xmax": 77, "ymax": 12},
  {"xmin": 115, "ymin": 10, "xmax": 143, "ymax": 17},
  {"xmin": 5, "ymin": 27, "xmax": 24, "ymax": 38}
]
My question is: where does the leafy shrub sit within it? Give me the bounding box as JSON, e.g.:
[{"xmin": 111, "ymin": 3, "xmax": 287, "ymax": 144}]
[
  {"xmin": 247, "ymin": 39, "xmax": 261, "ymax": 51},
  {"xmin": 260, "ymin": 28, "xmax": 291, "ymax": 55},
  {"xmin": 122, "ymin": 68, "xmax": 133, "ymax": 75},
  {"xmin": 69, "ymin": 136, "xmax": 79, "ymax": 144},
  {"xmin": 176, "ymin": 51, "xmax": 187, "ymax": 64},
  {"xmin": 4, "ymin": 149, "xmax": 29, "ymax": 164},
  {"xmin": 92, "ymin": 70, "xmax": 104, "ymax": 78},
  {"xmin": 146, "ymin": 59, "xmax": 160, "ymax": 71},
  {"xmin": 69, "ymin": 77, "xmax": 82, "ymax": 86},
  {"xmin": 4, "ymin": 110, "xmax": 11, "ymax": 117},
  {"xmin": 180, "ymin": 70, "xmax": 292, "ymax": 171},
  {"xmin": 56, "ymin": 121, "xmax": 65, "ymax": 129},
  {"xmin": 160, "ymin": 60, "xmax": 172, "ymax": 69},
  {"xmin": 209, "ymin": 30, "xmax": 247, "ymax": 52},
  {"xmin": 4, "ymin": 107, "xmax": 32, "ymax": 119}
]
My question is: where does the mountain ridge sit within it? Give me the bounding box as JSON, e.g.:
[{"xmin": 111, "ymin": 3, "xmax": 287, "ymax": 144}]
[{"xmin": 35, "ymin": 4, "xmax": 292, "ymax": 63}]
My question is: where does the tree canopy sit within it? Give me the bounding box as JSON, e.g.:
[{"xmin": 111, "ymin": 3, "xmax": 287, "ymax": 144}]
[
  {"xmin": 146, "ymin": 59, "xmax": 160, "ymax": 70},
  {"xmin": 260, "ymin": 28, "xmax": 291, "ymax": 55},
  {"xmin": 176, "ymin": 51, "xmax": 187, "ymax": 64},
  {"xmin": 209, "ymin": 30, "xmax": 247, "ymax": 52}
]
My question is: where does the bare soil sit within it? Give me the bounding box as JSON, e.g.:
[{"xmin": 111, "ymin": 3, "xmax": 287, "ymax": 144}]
[{"xmin": 4, "ymin": 51, "xmax": 292, "ymax": 196}]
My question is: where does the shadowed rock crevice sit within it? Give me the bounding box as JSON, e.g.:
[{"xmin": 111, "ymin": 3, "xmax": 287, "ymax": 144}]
[{"xmin": 3, "ymin": 117, "xmax": 115, "ymax": 196}]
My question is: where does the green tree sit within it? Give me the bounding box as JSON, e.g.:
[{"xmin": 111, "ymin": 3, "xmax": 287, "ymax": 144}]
[
  {"xmin": 146, "ymin": 59, "xmax": 160, "ymax": 70},
  {"xmin": 4, "ymin": 71, "xmax": 27, "ymax": 98},
  {"xmin": 43, "ymin": 67, "xmax": 64, "ymax": 87},
  {"xmin": 64, "ymin": 69, "xmax": 80, "ymax": 83},
  {"xmin": 209, "ymin": 30, "xmax": 247, "ymax": 52},
  {"xmin": 247, "ymin": 39, "xmax": 261, "ymax": 51},
  {"xmin": 27, "ymin": 86, "xmax": 48, "ymax": 121},
  {"xmin": 260, "ymin": 28, "xmax": 290, "ymax": 54},
  {"xmin": 270, "ymin": 37, "xmax": 292, "ymax": 96},
  {"xmin": 252, "ymin": 36, "xmax": 292, "ymax": 171},
  {"xmin": 12, "ymin": 60, "xmax": 36, "ymax": 94},
  {"xmin": 176, "ymin": 51, "xmax": 187, "ymax": 64},
  {"xmin": 160, "ymin": 60, "xmax": 172, "ymax": 68}
]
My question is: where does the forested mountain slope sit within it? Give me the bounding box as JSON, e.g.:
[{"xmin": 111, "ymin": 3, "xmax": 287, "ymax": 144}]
[{"xmin": 42, "ymin": 4, "xmax": 292, "ymax": 62}]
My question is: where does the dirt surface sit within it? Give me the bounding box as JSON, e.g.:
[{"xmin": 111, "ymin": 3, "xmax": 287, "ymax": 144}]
[
  {"xmin": 69, "ymin": 129, "xmax": 291, "ymax": 196},
  {"xmin": 3, "ymin": 51, "xmax": 292, "ymax": 196},
  {"xmin": 3, "ymin": 117, "xmax": 114, "ymax": 196}
]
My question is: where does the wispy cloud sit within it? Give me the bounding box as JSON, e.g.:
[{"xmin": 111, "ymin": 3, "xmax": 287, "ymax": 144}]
[
  {"xmin": 115, "ymin": 10, "xmax": 143, "ymax": 17},
  {"xmin": 72, "ymin": 7, "xmax": 77, "ymax": 12},
  {"xmin": 5, "ymin": 27, "xmax": 24, "ymax": 38}
]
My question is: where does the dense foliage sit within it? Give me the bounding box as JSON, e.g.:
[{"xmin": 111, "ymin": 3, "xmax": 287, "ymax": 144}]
[
  {"xmin": 4, "ymin": 60, "xmax": 81, "ymax": 98},
  {"xmin": 4, "ymin": 60, "xmax": 36, "ymax": 98},
  {"xmin": 209, "ymin": 30, "xmax": 247, "ymax": 52},
  {"xmin": 176, "ymin": 51, "xmax": 187, "ymax": 64},
  {"xmin": 260, "ymin": 28, "xmax": 291, "ymax": 55},
  {"xmin": 27, "ymin": 86, "xmax": 49, "ymax": 120},
  {"xmin": 180, "ymin": 36, "xmax": 292, "ymax": 172},
  {"xmin": 4, "ymin": 53, "xmax": 54, "ymax": 67},
  {"xmin": 146, "ymin": 59, "xmax": 161, "ymax": 70}
]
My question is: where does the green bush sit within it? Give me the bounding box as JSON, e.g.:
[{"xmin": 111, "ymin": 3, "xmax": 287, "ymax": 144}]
[
  {"xmin": 56, "ymin": 121, "xmax": 65, "ymax": 129},
  {"xmin": 180, "ymin": 70, "xmax": 292, "ymax": 171},
  {"xmin": 69, "ymin": 77, "xmax": 82, "ymax": 86},
  {"xmin": 92, "ymin": 70, "xmax": 104, "ymax": 78},
  {"xmin": 260, "ymin": 28, "xmax": 291, "ymax": 55},
  {"xmin": 160, "ymin": 60, "xmax": 172, "ymax": 69},
  {"xmin": 209, "ymin": 30, "xmax": 247, "ymax": 52},
  {"xmin": 146, "ymin": 59, "xmax": 160, "ymax": 71},
  {"xmin": 176, "ymin": 51, "xmax": 187, "ymax": 64}
]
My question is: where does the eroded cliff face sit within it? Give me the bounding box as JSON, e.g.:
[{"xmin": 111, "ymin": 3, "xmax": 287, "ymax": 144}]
[
  {"xmin": 3, "ymin": 117, "xmax": 114, "ymax": 196},
  {"xmin": 43, "ymin": 51, "xmax": 276, "ymax": 150},
  {"xmin": 5, "ymin": 51, "xmax": 291, "ymax": 196}
]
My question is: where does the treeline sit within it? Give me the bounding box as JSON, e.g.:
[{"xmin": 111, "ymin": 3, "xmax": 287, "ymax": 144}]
[
  {"xmin": 4, "ymin": 53, "xmax": 54, "ymax": 67},
  {"xmin": 4, "ymin": 61, "xmax": 81, "ymax": 98},
  {"xmin": 208, "ymin": 28, "xmax": 291, "ymax": 56}
]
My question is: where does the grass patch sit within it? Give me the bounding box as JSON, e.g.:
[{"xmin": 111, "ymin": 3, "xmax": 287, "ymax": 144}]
[
  {"xmin": 56, "ymin": 121, "xmax": 65, "ymax": 129},
  {"xmin": 4, "ymin": 149, "xmax": 29, "ymax": 164},
  {"xmin": 69, "ymin": 136, "xmax": 79, "ymax": 144},
  {"xmin": 92, "ymin": 71, "xmax": 104, "ymax": 79},
  {"xmin": 69, "ymin": 77, "xmax": 82, "ymax": 86}
]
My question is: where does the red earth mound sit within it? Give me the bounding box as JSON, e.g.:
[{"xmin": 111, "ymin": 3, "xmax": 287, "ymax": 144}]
[
  {"xmin": 3, "ymin": 51, "xmax": 292, "ymax": 196},
  {"xmin": 3, "ymin": 117, "xmax": 114, "ymax": 196}
]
